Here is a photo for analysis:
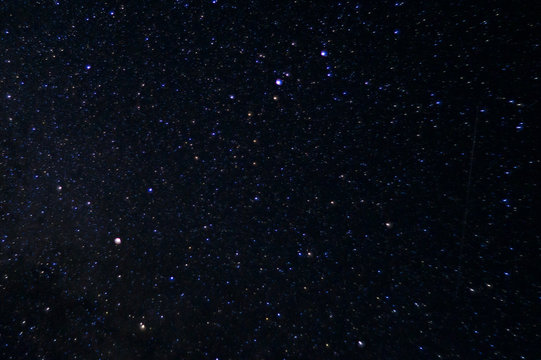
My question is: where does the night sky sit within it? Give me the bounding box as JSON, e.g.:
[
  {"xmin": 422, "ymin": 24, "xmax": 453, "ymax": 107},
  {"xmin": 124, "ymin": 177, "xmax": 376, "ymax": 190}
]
[{"xmin": 0, "ymin": 1, "xmax": 539, "ymax": 359}]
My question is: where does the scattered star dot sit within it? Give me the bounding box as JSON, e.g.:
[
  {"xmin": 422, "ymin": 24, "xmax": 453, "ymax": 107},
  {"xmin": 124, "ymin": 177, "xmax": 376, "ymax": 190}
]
[{"xmin": 0, "ymin": 3, "xmax": 534, "ymax": 359}]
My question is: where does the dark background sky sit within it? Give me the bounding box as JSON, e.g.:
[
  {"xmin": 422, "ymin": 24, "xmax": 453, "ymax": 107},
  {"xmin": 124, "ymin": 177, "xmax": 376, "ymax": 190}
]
[{"xmin": 0, "ymin": 1, "xmax": 538, "ymax": 359}]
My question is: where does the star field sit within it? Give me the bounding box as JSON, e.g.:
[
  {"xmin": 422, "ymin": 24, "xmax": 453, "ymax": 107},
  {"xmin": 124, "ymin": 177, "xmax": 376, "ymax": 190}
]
[{"xmin": 1, "ymin": 1, "xmax": 539, "ymax": 359}]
